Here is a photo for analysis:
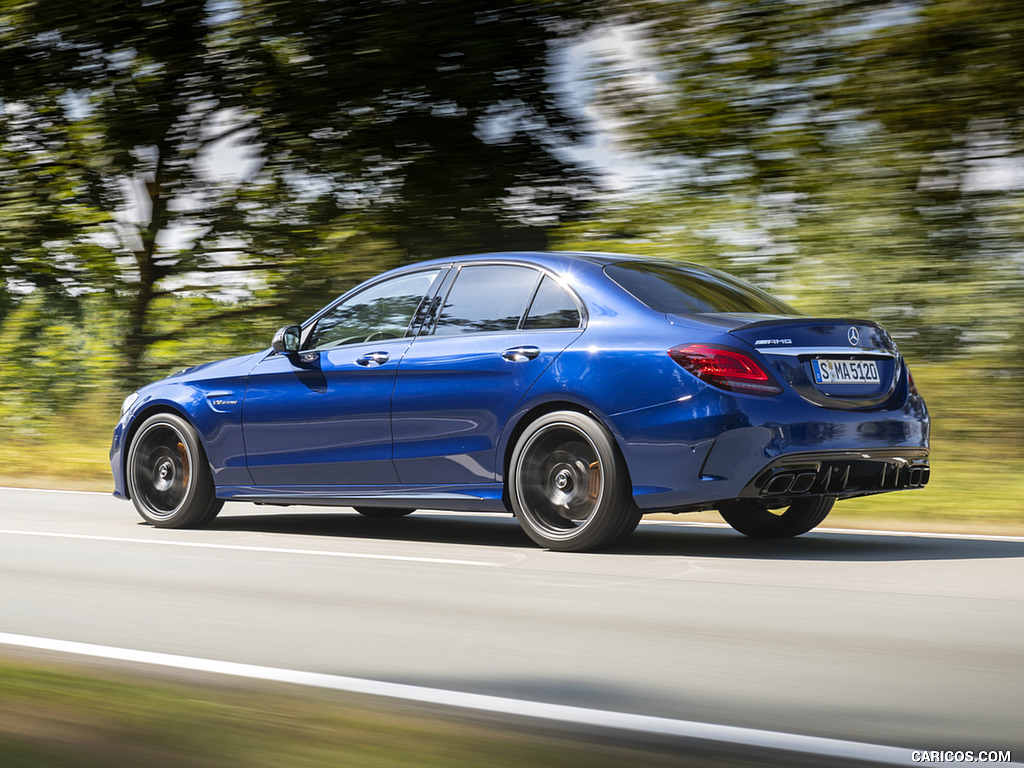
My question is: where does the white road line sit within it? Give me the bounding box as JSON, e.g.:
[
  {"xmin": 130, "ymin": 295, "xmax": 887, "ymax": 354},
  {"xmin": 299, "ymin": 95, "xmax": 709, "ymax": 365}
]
[
  {"xmin": 642, "ymin": 519, "xmax": 1024, "ymax": 542},
  {"xmin": 0, "ymin": 486, "xmax": 109, "ymax": 496},
  {"xmin": 4, "ymin": 486, "xmax": 1024, "ymax": 543},
  {"xmin": 0, "ymin": 632, "xmax": 970, "ymax": 768},
  {"xmin": 0, "ymin": 529, "xmax": 501, "ymax": 567},
  {"xmin": 815, "ymin": 526, "xmax": 1024, "ymax": 542}
]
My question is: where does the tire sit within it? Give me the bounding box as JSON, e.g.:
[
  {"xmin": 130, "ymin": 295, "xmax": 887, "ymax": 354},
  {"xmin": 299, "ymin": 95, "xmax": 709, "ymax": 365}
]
[
  {"xmin": 509, "ymin": 411, "xmax": 641, "ymax": 552},
  {"xmin": 718, "ymin": 497, "xmax": 834, "ymax": 539},
  {"xmin": 354, "ymin": 507, "xmax": 416, "ymax": 519},
  {"xmin": 126, "ymin": 412, "xmax": 223, "ymax": 528}
]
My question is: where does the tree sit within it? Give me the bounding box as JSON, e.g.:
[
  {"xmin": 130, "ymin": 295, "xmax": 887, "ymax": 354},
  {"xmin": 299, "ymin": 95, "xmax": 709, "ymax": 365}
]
[
  {"xmin": 0, "ymin": 0, "xmax": 600, "ymax": 386},
  {"xmin": 232, "ymin": 0, "xmax": 600, "ymax": 257},
  {"xmin": 578, "ymin": 0, "xmax": 1024, "ymax": 361}
]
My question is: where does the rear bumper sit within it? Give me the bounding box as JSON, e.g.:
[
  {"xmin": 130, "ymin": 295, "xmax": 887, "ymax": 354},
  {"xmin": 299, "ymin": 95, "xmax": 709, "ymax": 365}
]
[
  {"xmin": 737, "ymin": 448, "xmax": 930, "ymax": 500},
  {"xmin": 613, "ymin": 386, "xmax": 929, "ymax": 512}
]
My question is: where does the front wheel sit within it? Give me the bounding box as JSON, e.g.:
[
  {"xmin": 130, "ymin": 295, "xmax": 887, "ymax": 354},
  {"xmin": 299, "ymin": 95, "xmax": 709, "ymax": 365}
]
[
  {"xmin": 126, "ymin": 412, "xmax": 223, "ymax": 528},
  {"xmin": 509, "ymin": 411, "xmax": 641, "ymax": 552},
  {"xmin": 718, "ymin": 497, "xmax": 834, "ymax": 539}
]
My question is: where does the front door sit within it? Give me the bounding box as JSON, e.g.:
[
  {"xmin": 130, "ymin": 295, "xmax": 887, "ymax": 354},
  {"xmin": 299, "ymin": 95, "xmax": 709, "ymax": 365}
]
[{"xmin": 242, "ymin": 268, "xmax": 443, "ymax": 487}]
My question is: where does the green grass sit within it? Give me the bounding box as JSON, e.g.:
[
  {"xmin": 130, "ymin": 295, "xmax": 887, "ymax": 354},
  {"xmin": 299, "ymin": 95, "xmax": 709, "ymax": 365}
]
[
  {"xmin": 0, "ymin": 392, "xmax": 117, "ymax": 491},
  {"xmin": 0, "ymin": 658, "xmax": 750, "ymax": 768},
  {"xmin": 827, "ymin": 456, "xmax": 1024, "ymax": 534},
  {"xmin": 826, "ymin": 361, "xmax": 1024, "ymax": 534}
]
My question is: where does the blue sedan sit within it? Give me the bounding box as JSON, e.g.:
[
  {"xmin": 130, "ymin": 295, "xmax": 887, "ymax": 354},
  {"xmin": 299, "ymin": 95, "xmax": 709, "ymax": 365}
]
[{"xmin": 110, "ymin": 252, "xmax": 930, "ymax": 551}]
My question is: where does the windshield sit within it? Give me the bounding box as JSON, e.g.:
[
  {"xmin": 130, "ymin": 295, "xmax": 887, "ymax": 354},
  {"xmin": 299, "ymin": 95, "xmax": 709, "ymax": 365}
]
[{"xmin": 605, "ymin": 261, "xmax": 799, "ymax": 316}]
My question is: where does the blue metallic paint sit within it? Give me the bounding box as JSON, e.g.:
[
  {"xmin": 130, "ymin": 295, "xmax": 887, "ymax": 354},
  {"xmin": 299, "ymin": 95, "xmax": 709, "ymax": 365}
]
[
  {"xmin": 242, "ymin": 338, "xmax": 411, "ymax": 486},
  {"xmin": 110, "ymin": 351, "xmax": 260, "ymax": 497},
  {"xmin": 391, "ymin": 328, "xmax": 583, "ymax": 484},
  {"xmin": 111, "ymin": 251, "xmax": 929, "ymax": 516}
]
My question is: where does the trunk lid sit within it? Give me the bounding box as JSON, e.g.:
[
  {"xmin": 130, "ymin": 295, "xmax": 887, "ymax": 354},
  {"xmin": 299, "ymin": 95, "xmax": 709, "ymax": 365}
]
[{"xmin": 726, "ymin": 317, "xmax": 903, "ymax": 409}]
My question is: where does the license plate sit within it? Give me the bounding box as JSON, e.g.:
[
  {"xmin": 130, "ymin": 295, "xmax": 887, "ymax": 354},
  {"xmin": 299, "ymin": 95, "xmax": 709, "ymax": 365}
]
[{"xmin": 811, "ymin": 358, "xmax": 880, "ymax": 385}]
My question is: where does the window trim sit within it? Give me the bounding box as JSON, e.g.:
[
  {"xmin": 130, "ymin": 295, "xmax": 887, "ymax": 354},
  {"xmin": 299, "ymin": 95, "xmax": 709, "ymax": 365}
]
[
  {"xmin": 299, "ymin": 266, "xmax": 449, "ymax": 351},
  {"xmin": 519, "ymin": 273, "xmax": 584, "ymax": 331},
  {"xmin": 422, "ymin": 260, "xmax": 586, "ymax": 338}
]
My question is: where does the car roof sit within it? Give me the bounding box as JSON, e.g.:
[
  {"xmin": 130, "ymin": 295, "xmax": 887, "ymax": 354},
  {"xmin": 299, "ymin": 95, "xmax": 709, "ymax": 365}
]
[{"xmin": 409, "ymin": 250, "xmax": 688, "ymax": 274}]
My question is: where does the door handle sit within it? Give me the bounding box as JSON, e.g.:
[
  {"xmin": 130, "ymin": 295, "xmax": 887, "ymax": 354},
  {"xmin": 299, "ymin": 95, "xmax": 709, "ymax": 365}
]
[
  {"xmin": 356, "ymin": 351, "xmax": 391, "ymax": 367},
  {"xmin": 502, "ymin": 346, "xmax": 540, "ymax": 362}
]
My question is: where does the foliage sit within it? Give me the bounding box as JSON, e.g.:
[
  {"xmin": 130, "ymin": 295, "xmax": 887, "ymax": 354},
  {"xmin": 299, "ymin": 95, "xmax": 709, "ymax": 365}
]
[
  {"xmin": 0, "ymin": 292, "xmax": 120, "ymax": 433},
  {"xmin": 579, "ymin": 0, "xmax": 1024, "ymax": 366},
  {"xmin": 227, "ymin": 0, "xmax": 601, "ymax": 256},
  {"xmin": 0, "ymin": 0, "xmax": 602, "ymax": 385}
]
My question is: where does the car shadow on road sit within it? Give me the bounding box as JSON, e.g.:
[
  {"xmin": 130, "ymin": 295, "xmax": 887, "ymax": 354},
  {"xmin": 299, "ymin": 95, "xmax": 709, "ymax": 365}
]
[
  {"xmin": 202, "ymin": 508, "xmax": 1024, "ymax": 563},
  {"xmin": 622, "ymin": 523, "xmax": 1024, "ymax": 562},
  {"xmin": 206, "ymin": 509, "xmax": 535, "ymax": 549}
]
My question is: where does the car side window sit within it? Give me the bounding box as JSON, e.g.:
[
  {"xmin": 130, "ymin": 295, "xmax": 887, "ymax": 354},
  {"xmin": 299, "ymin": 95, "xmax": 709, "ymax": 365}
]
[
  {"xmin": 523, "ymin": 276, "xmax": 581, "ymax": 330},
  {"xmin": 433, "ymin": 265, "xmax": 539, "ymax": 336},
  {"xmin": 306, "ymin": 270, "xmax": 441, "ymax": 350}
]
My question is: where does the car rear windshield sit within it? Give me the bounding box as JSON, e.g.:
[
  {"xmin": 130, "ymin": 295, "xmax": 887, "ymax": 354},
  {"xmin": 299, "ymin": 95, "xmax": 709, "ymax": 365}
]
[{"xmin": 604, "ymin": 261, "xmax": 799, "ymax": 316}]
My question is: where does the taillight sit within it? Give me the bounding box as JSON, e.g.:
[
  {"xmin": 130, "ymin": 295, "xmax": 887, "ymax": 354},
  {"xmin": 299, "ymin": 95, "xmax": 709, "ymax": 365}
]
[
  {"xmin": 669, "ymin": 343, "xmax": 783, "ymax": 396},
  {"xmin": 907, "ymin": 366, "xmax": 919, "ymax": 395}
]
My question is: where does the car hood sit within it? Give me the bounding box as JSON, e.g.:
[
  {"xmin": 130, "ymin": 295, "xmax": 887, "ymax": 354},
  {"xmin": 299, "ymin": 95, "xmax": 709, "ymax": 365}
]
[{"xmin": 160, "ymin": 351, "xmax": 263, "ymax": 385}]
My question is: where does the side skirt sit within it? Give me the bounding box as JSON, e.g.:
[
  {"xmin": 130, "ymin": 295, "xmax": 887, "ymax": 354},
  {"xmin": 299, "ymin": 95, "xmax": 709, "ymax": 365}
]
[{"xmin": 215, "ymin": 483, "xmax": 509, "ymax": 513}]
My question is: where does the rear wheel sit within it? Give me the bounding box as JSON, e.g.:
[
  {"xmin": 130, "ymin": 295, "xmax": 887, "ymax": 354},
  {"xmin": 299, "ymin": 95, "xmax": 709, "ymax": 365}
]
[
  {"xmin": 354, "ymin": 507, "xmax": 416, "ymax": 519},
  {"xmin": 718, "ymin": 497, "xmax": 834, "ymax": 538},
  {"xmin": 509, "ymin": 411, "xmax": 641, "ymax": 552},
  {"xmin": 126, "ymin": 413, "xmax": 223, "ymax": 528}
]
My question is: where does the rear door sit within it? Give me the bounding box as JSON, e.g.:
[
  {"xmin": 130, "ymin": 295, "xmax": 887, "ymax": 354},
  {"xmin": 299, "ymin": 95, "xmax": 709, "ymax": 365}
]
[{"xmin": 391, "ymin": 263, "xmax": 585, "ymax": 485}]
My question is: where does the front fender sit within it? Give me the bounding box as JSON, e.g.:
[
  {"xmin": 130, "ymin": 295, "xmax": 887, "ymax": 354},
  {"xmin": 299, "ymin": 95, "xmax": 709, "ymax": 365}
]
[{"xmin": 111, "ymin": 379, "xmax": 252, "ymax": 499}]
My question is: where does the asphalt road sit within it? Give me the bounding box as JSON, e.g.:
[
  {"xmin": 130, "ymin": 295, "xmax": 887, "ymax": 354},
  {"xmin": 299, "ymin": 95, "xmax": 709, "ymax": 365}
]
[{"xmin": 1, "ymin": 487, "xmax": 1022, "ymax": 761}]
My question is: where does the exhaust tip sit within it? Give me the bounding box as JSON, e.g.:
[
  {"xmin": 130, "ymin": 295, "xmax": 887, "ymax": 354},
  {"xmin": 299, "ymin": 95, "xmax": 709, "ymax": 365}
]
[
  {"xmin": 764, "ymin": 473, "xmax": 795, "ymax": 495},
  {"xmin": 790, "ymin": 472, "xmax": 817, "ymax": 494},
  {"xmin": 908, "ymin": 466, "xmax": 931, "ymax": 488}
]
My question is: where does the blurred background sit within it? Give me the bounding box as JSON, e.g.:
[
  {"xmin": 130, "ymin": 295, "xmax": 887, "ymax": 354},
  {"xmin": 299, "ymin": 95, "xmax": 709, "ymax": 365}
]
[{"xmin": 1, "ymin": 0, "xmax": 1021, "ymax": 528}]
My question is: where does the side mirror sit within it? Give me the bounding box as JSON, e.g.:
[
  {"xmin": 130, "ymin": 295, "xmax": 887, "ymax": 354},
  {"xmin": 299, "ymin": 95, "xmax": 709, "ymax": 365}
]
[{"xmin": 271, "ymin": 324, "xmax": 301, "ymax": 354}]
